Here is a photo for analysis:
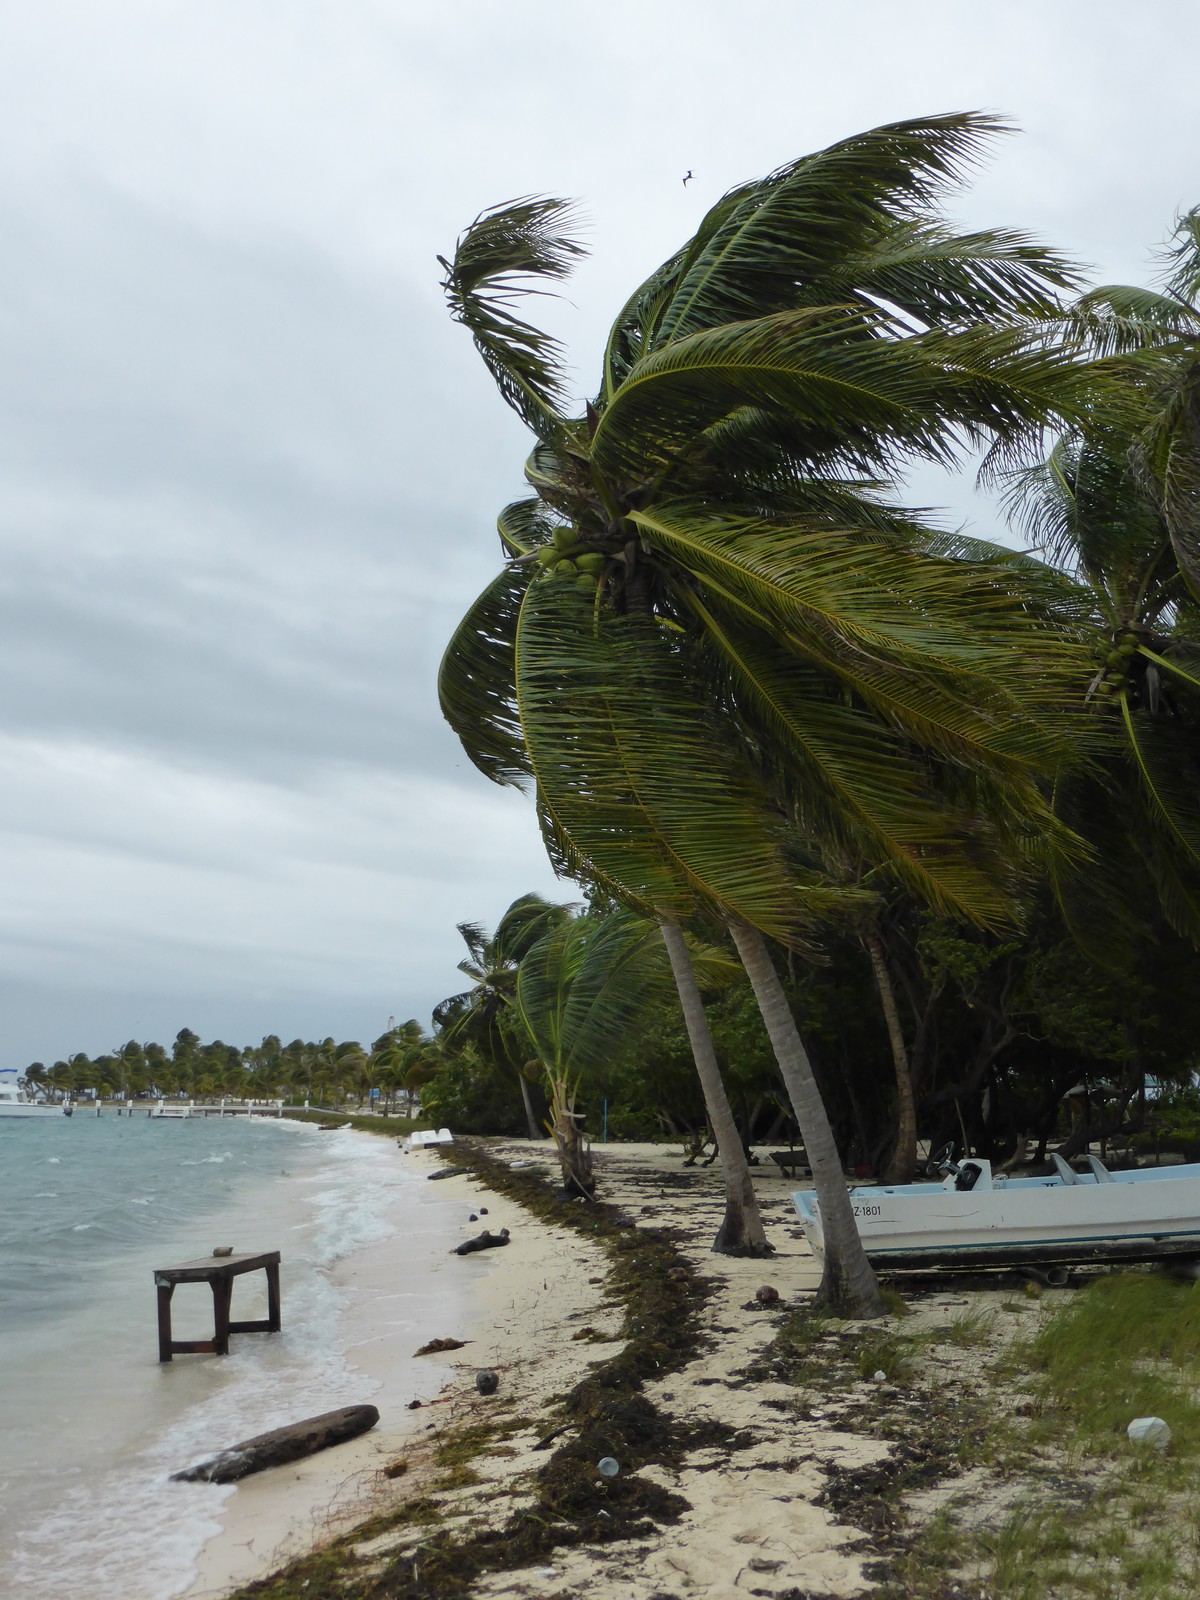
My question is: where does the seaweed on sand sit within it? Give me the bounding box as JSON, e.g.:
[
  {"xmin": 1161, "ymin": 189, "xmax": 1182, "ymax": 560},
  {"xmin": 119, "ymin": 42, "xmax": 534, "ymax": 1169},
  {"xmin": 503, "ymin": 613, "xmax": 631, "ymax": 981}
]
[{"xmin": 227, "ymin": 1138, "xmax": 709, "ymax": 1600}]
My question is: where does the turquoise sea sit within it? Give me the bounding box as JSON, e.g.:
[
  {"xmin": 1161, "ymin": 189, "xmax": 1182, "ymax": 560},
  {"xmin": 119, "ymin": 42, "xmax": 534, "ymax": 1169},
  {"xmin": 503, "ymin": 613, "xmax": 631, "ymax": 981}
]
[{"xmin": 1, "ymin": 1114, "xmax": 463, "ymax": 1600}]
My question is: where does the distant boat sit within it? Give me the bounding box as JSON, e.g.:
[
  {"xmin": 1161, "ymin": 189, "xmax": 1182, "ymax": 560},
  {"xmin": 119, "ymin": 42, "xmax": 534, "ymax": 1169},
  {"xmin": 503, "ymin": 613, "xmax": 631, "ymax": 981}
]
[
  {"xmin": 793, "ymin": 1151, "xmax": 1200, "ymax": 1271},
  {"xmin": 0, "ymin": 1067, "xmax": 71, "ymax": 1119}
]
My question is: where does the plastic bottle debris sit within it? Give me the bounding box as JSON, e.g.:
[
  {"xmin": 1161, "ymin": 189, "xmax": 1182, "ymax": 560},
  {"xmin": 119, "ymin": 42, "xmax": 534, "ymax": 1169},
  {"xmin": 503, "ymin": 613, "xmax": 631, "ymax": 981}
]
[
  {"xmin": 1127, "ymin": 1416, "xmax": 1171, "ymax": 1448},
  {"xmin": 597, "ymin": 1456, "xmax": 620, "ymax": 1477}
]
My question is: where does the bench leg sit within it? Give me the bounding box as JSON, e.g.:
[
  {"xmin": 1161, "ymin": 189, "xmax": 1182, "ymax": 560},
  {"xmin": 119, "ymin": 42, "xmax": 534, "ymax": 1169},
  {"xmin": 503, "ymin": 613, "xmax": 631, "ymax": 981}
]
[
  {"xmin": 265, "ymin": 1262, "xmax": 281, "ymax": 1333},
  {"xmin": 211, "ymin": 1277, "xmax": 233, "ymax": 1356},
  {"xmin": 157, "ymin": 1281, "xmax": 175, "ymax": 1363}
]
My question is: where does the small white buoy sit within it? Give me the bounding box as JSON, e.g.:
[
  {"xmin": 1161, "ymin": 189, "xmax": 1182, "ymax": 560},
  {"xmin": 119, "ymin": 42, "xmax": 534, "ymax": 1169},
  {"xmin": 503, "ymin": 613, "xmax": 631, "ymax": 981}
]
[
  {"xmin": 1127, "ymin": 1416, "xmax": 1171, "ymax": 1448},
  {"xmin": 597, "ymin": 1456, "xmax": 619, "ymax": 1477}
]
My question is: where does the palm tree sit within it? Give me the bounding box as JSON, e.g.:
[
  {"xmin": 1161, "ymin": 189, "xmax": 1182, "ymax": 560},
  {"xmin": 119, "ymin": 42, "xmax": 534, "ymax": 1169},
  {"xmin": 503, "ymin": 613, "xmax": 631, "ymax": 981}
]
[
  {"xmin": 434, "ymin": 894, "xmax": 574, "ymax": 1137},
  {"xmin": 371, "ymin": 1021, "xmax": 440, "ymax": 1115},
  {"xmin": 439, "ymin": 114, "xmax": 1090, "ymax": 1313},
  {"xmin": 1005, "ymin": 311, "xmax": 1200, "ymax": 949},
  {"xmin": 514, "ymin": 908, "xmax": 742, "ymax": 1198},
  {"xmin": 23, "ymin": 1062, "xmax": 49, "ymax": 1096}
]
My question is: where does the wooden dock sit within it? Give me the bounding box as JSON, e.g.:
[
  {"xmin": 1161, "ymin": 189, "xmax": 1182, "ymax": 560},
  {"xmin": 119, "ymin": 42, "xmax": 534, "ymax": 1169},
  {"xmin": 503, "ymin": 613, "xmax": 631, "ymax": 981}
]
[{"xmin": 154, "ymin": 1251, "xmax": 281, "ymax": 1361}]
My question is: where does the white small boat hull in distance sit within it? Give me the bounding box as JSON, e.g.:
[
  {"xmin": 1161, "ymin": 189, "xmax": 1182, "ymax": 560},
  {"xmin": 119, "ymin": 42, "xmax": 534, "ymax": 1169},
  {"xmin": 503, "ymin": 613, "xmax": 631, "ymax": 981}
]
[
  {"xmin": 792, "ymin": 1157, "xmax": 1200, "ymax": 1271},
  {"xmin": 0, "ymin": 1068, "xmax": 71, "ymax": 1118}
]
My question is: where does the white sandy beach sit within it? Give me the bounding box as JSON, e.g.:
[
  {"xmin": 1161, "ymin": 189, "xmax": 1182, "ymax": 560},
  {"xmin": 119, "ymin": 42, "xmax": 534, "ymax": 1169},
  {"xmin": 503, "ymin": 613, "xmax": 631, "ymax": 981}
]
[
  {"xmin": 183, "ymin": 1136, "xmax": 894, "ymax": 1599},
  {"xmin": 183, "ymin": 1136, "xmax": 615, "ymax": 1597},
  {"xmin": 180, "ymin": 1134, "xmax": 1067, "ymax": 1600}
]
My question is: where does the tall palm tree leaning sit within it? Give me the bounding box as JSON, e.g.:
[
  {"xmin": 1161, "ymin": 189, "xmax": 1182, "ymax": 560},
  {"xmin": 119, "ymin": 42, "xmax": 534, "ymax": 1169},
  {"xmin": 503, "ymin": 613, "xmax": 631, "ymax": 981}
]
[{"xmin": 439, "ymin": 114, "xmax": 1091, "ymax": 1314}]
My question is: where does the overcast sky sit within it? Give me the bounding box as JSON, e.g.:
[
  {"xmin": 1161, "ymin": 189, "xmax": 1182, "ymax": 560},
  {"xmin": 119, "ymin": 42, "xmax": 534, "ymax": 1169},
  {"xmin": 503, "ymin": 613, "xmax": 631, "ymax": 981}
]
[{"xmin": 2, "ymin": 0, "xmax": 1198, "ymax": 1067}]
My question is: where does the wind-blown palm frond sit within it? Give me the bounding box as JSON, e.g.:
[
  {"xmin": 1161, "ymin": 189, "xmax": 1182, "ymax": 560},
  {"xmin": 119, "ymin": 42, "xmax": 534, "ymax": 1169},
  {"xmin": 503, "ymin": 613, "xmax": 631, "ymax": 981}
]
[
  {"xmin": 494, "ymin": 892, "xmax": 578, "ymax": 962},
  {"xmin": 1121, "ymin": 696, "xmax": 1200, "ymax": 868},
  {"xmin": 439, "ymin": 565, "xmax": 533, "ymax": 786},
  {"xmin": 434, "ymin": 895, "xmax": 574, "ymax": 1061},
  {"xmin": 1057, "ymin": 285, "xmax": 1200, "ymax": 357},
  {"xmin": 441, "ymin": 196, "xmax": 585, "ymax": 440},
  {"xmin": 515, "ymin": 909, "xmax": 740, "ymax": 1079},
  {"xmin": 1160, "ymin": 209, "xmax": 1200, "ymax": 304},
  {"xmin": 810, "ymin": 222, "xmax": 1077, "ymax": 328},
  {"xmin": 455, "ymin": 920, "xmax": 489, "ymax": 966},
  {"xmin": 1004, "ymin": 426, "xmax": 1167, "ymax": 599},
  {"xmin": 651, "ymin": 114, "xmax": 1033, "ymax": 347},
  {"xmin": 594, "ymin": 311, "xmax": 1078, "ymax": 488},
  {"xmin": 601, "ymin": 247, "xmax": 691, "ymax": 402},
  {"xmin": 1140, "ymin": 377, "xmax": 1200, "ymax": 604},
  {"xmin": 516, "ymin": 912, "xmax": 665, "ymax": 1077},
  {"xmin": 631, "ymin": 503, "xmax": 1086, "ymax": 768},
  {"xmin": 683, "ymin": 599, "xmax": 1030, "ymax": 926},
  {"xmin": 514, "ymin": 577, "xmax": 816, "ymax": 941}
]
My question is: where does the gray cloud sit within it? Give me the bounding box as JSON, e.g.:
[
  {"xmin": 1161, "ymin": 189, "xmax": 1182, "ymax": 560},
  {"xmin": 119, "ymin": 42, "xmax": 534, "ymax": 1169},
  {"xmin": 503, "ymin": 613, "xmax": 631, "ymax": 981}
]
[{"xmin": 1, "ymin": 0, "xmax": 1197, "ymax": 1064}]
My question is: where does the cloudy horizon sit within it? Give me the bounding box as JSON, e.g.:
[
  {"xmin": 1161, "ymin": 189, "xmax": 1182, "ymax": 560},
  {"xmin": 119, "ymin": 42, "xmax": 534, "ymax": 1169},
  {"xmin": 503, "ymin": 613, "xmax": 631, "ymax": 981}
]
[{"xmin": 2, "ymin": 1, "xmax": 1197, "ymax": 1067}]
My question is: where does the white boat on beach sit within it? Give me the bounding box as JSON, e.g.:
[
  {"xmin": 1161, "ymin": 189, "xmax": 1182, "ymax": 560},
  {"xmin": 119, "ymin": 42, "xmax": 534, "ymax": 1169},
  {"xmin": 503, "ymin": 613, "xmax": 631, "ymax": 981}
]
[
  {"xmin": 793, "ymin": 1150, "xmax": 1200, "ymax": 1271},
  {"xmin": 0, "ymin": 1067, "xmax": 71, "ymax": 1118}
]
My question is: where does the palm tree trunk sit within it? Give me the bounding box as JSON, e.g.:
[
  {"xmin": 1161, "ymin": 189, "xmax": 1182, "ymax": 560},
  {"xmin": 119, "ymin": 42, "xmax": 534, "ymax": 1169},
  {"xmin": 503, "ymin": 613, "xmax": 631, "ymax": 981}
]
[
  {"xmin": 727, "ymin": 918, "xmax": 885, "ymax": 1317},
  {"xmin": 658, "ymin": 917, "xmax": 771, "ymax": 1256},
  {"xmin": 518, "ymin": 1072, "xmax": 541, "ymax": 1141},
  {"xmin": 548, "ymin": 1075, "xmax": 595, "ymax": 1199},
  {"xmin": 863, "ymin": 924, "xmax": 918, "ymax": 1184}
]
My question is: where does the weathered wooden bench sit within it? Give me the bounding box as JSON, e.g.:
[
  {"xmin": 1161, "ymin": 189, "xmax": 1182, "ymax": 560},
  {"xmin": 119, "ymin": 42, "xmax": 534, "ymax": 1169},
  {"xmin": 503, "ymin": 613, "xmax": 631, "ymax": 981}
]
[
  {"xmin": 154, "ymin": 1251, "xmax": 281, "ymax": 1362},
  {"xmin": 768, "ymin": 1150, "xmax": 811, "ymax": 1178}
]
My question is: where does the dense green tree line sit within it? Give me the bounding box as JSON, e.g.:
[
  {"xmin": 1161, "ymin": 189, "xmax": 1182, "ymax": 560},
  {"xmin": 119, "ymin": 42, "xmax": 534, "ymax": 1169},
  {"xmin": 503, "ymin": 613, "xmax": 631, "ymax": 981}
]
[
  {"xmin": 421, "ymin": 892, "xmax": 1200, "ymax": 1164},
  {"xmin": 21, "ymin": 1022, "xmax": 438, "ymax": 1110}
]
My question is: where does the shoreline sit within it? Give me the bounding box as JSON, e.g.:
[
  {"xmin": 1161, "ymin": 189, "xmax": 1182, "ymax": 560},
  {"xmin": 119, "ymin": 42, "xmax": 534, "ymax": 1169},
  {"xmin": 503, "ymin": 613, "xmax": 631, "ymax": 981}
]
[
  {"xmin": 182, "ymin": 1133, "xmax": 482, "ymax": 1597},
  {"xmin": 184, "ymin": 1135, "xmax": 617, "ymax": 1598},
  {"xmin": 192, "ymin": 1137, "xmax": 1123, "ymax": 1600},
  {"xmin": 193, "ymin": 1137, "xmax": 888, "ymax": 1599}
]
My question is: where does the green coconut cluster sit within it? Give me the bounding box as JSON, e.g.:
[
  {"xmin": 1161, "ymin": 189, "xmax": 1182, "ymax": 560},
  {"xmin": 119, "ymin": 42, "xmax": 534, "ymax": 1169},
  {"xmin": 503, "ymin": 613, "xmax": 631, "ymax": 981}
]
[
  {"xmin": 1096, "ymin": 631, "xmax": 1141, "ymax": 695},
  {"xmin": 534, "ymin": 526, "xmax": 609, "ymax": 591}
]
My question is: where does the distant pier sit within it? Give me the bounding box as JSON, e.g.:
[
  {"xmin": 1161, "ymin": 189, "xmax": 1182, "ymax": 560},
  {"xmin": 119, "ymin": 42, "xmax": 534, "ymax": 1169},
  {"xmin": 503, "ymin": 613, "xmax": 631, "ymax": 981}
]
[{"xmin": 85, "ymin": 1098, "xmax": 289, "ymax": 1117}]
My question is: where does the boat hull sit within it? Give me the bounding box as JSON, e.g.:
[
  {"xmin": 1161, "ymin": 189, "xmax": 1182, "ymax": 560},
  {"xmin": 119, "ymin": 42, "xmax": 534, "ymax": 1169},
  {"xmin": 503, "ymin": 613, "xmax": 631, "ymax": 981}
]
[
  {"xmin": 793, "ymin": 1163, "xmax": 1200, "ymax": 1271},
  {"xmin": 0, "ymin": 1103, "xmax": 70, "ymax": 1119}
]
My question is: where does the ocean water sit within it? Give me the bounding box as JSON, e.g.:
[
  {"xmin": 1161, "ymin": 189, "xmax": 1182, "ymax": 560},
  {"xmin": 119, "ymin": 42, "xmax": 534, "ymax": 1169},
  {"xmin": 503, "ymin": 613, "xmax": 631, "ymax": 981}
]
[{"xmin": 0, "ymin": 1114, "xmax": 466, "ymax": 1600}]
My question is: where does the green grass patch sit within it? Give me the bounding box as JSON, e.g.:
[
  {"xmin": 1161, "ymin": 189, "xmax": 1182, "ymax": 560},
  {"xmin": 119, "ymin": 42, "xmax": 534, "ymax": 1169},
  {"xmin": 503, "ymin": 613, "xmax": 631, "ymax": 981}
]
[
  {"xmin": 1012, "ymin": 1271, "xmax": 1200, "ymax": 1459},
  {"xmin": 920, "ymin": 1272, "xmax": 1200, "ymax": 1600}
]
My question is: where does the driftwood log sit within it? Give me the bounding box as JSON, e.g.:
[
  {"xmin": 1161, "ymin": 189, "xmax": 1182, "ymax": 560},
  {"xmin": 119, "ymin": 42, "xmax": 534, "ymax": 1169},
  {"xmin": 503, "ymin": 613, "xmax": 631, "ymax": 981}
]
[
  {"xmin": 453, "ymin": 1229, "xmax": 510, "ymax": 1256},
  {"xmin": 170, "ymin": 1404, "xmax": 379, "ymax": 1483},
  {"xmin": 427, "ymin": 1168, "xmax": 463, "ymax": 1181}
]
